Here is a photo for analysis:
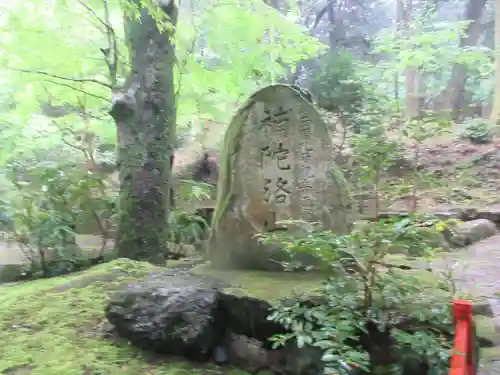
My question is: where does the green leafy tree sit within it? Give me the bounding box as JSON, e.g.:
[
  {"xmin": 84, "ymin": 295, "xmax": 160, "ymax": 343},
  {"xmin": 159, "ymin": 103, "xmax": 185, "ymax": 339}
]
[{"xmin": 0, "ymin": 0, "xmax": 326, "ymax": 263}]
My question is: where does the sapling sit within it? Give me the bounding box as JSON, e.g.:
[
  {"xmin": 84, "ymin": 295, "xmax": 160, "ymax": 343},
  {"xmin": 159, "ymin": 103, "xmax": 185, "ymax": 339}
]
[{"xmin": 399, "ymin": 113, "xmax": 452, "ymax": 212}]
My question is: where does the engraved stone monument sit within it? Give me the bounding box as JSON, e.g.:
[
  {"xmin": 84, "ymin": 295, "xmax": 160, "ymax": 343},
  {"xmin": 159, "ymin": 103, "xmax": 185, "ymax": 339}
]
[{"xmin": 208, "ymin": 84, "xmax": 352, "ymax": 270}]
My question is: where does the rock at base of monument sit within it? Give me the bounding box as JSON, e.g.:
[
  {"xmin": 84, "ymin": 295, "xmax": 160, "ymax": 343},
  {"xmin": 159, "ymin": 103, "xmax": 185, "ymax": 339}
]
[
  {"xmin": 104, "ymin": 269, "xmax": 478, "ymax": 375},
  {"xmin": 105, "ymin": 270, "xmax": 225, "ymax": 360},
  {"xmin": 105, "ymin": 271, "xmax": 287, "ymax": 356}
]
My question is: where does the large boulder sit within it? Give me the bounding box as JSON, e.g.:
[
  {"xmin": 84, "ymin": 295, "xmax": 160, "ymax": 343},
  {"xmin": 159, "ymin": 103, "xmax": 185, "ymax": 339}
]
[
  {"xmin": 105, "ymin": 270, "xmax": 225, "ymax": 360},
  {"xmin": 105, "ymin": 270, "xmax": 286, "ymax": 361},
  {"xmin": 447, "ymin": 219, "xmax": 498, "ymax": 247},
  {"xmin": 209, "ymin": 84, "xmax": 352, "ymax": 270}
]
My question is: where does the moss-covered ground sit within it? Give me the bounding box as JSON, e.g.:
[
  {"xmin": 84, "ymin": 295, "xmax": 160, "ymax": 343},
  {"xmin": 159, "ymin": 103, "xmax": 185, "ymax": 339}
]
[
  {"xmin": 1, "ymin": 256, "xmax": 499, "ymax": 374},
  {"xmin": 0, "ymin": 259, "xmax": 258, "ymax": 375},
  {"xmin": 0, "ymin": 258, "xmax": 327, "ymax": 375}
]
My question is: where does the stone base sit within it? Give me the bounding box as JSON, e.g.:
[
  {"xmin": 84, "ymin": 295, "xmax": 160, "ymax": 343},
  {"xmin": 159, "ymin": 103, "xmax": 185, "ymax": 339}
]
[{"xmin": 105, "ymin": 269, "xmax": 489, "ymax": 375}]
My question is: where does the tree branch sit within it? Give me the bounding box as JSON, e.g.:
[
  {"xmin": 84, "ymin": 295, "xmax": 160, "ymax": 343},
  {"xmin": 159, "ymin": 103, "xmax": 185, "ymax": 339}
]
[
  {"xmin": 9, "ymin": 68, "xmax": 112, "ymax": 89},
  {"xmin": 76, "ymin": 0, "xmax": 119, "ymax": 88},
  {"xmin": 102, "ymin": 0, "xmax": 119, "ymax": 88},
  {"xmin": 311, "ymin": 1, "xmax": 333, "ymax": 32},
  {"xmin": 44, "ymin": 79, "xmax": 111, "ymax": 103},
  {"xmin": 77, "ymin": 0, "xmax": 108, "ymax": 30}
]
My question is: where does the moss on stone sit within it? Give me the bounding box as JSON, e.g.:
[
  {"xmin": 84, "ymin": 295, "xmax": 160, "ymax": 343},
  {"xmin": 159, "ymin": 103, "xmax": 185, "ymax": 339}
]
[
  {"xmin": 475, "ymin": 316, "xmax": 500, "ymax": 344},
  {"xmin": 192, "ymin": 254, "xmax": 459, "ymax": 303},
  {"xmin": 192, "ymin": 263, "xmax": 325, "ymax": 301},
  {"xmin": 478, "ymin": 346, "xmax": 500, "ymax": 361},
  {"xmin": 2, "ymin": 256, "xmax": 493, "ymax": 374},
  {"xmin": 208, "ymin": 84, "xmax": 348, "ymax": 251}
]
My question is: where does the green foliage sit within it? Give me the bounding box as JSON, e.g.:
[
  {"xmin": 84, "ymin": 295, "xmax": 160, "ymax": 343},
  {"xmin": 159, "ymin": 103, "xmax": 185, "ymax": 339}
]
[
  {"xmin": 168, "ymin": 211, "xmax": 208, "ymax": 244},
  {"xmin": 0, "ymin": 0, "xmax": 325, "ymax": 160},
  {"xmin": 372, "ymin": 15, "xmax": 492, "ymax": 104},
  {"xmin": 311, "ymin": 52, "xmax": 364, "ymax": 119},
  {"xmin": 167, "ymin": 180, "xmax": 213, "ymax": 257},
  {"xmin": 0, "ymin": 159, "xmax": 115, "ymax": 277},
  {"xmin": 0, "ymin": 259, "xmax": 260, "ymax": 375},
  {"xmin": 310, "ymin": 51, "xmax": 390, "ymax": 134},
  {"xmin": 459, "ymin": 118, "xmax": 495, "ymax": 144},
  {"xmin": 259, "ymin": 215, "xmax": 453, "ymax": 375},
  {"xmin": 254, "ymin": 111, "xmax": 459, "ymax": 374}
]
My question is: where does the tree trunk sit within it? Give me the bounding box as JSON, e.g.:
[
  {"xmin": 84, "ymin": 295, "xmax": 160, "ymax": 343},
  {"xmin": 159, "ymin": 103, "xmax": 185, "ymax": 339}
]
[
  {"xmin": 110, "ymin": 0, "xmax": 178, "ymax": 263},
  {"xmin": 491, "ymin": 0, "xmax": 500, "ymax": 123},
  {"xmin": 437, "ymin": 0, "xmax": 486, "ymax": 115},
  {"xmin": 399, "ymin": 0, "xmax": 423, "ymax": 119},
  {"xmin": 327, "ymin": 0, "xmax": 337, "ymax": 49}
]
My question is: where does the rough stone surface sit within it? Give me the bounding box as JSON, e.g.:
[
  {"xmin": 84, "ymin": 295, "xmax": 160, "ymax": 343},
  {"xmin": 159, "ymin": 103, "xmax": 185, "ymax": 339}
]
[
  {"xmin": 217, "ymin": 290, "xmax": 287, "ymax": 344},
  {"xmin": 280, "ymin": 341, "xmax": 323, "ymax": 375},
  {"xmin": 105, "ymin": 270, "xmax": 226, "ymax": 360},
  {"xmin": 438, "ymin": 206, "xmax": 500, "ymax": 226},
  {"xmin": 448, "ymin": 219, "xmax": 498, "ymax": 247},
  {"xmin": 105, "ymin": 270, "xmax": 285, "ymax": 359},
  {"xmin": 225, "ymin": 333, "xmax": 276, "ymax": 372},
  {"xmin": 209, "ymin": 84, "xmax": 352, "ymax": 270},
  {"xmin": 474, "ymin": 300, "xmax": 496, "ymax": 318},
  {"xmin": 0, "ymin": 264, "xmax": 30, "ymax": 282}
]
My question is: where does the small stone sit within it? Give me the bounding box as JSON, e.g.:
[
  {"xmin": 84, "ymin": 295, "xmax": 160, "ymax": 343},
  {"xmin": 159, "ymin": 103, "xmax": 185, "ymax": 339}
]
[
  {"xmin": 227, "ymin": 334, "xmax": 271, "ymax": 372},
  {"xmin": 212, "ymin": 345, "xmax": 229, "ymax": 364},
  {"xmin": 473, "ymin": 299, "xmax": 495, "ymax": 317}
]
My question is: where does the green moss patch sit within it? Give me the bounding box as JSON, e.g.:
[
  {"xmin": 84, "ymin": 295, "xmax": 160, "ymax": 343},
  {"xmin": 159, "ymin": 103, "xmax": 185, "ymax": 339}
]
[
  {"xmin": 1, "ymin": 256, "xmax": 493, "ymax": 374},
  {"xmin": 191, "ymin": 263, "xmax": 325, "ymax": 301},
  {"xmin": 475, "ymin": 316, "xmax": 500, "ymax": 344},
  {"xmin": 478, "ymin": 346, "xmax": 500, "ymax": 361},
  {"xmin": 192, "ymin": 255, "xmax": 456, "ymax": 302},
  {"xmin": 0, "ymin": 259, "xmax": 254, "ymax": 375}
]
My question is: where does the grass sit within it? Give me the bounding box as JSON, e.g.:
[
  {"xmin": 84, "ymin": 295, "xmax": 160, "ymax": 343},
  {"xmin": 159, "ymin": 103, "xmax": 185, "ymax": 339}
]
[{"xmin": 0, "ymin": 259, "xmax": 258, "ymax": 375}]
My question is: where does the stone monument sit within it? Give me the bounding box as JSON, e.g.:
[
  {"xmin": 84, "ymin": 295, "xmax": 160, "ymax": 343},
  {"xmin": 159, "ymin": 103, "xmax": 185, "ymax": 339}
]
[{"xmin": 208, "ymin": 84, "xmax": 351, "ymax": 270}]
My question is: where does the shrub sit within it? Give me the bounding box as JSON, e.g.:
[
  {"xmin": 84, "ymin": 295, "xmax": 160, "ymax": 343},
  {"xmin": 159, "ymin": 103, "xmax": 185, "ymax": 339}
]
[
  {"xmin": 459, "ymin": 118, "xmax": 495, "ymax": 144},
  {"xmin": 0, "ymin": 159, "xmax": 115, "ymax": 278},
  {"xmin": 257, "ymin": 214, "xmax": 455, "ymax": 375},
  {"xmin": 167, "ymin": 180, "xmax": 213, "ymax": 258}
]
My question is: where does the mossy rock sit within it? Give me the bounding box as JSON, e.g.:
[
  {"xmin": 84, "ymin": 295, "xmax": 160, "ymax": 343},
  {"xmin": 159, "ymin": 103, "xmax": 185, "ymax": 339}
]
[
  {"xmin": 479, "ymin": 346, "xmax": 500, "ymax": 361},
  {"xmin": 0, "ymin": 264, "xmax": 31, "ymax": 282},
  {"xmin": 475, "ymin": 316, "xmax": 500, "ymax": 346},
  {"xmin": 209, "ymin": 84, "xmax": 352, "ymax": 270},
  {"xmin": 0, "ymin": 259, "xmax": 258, "ymax": 375},
  {"xmin": 191, "ymin": 263, "xmax": 325, "ymax": 301}
]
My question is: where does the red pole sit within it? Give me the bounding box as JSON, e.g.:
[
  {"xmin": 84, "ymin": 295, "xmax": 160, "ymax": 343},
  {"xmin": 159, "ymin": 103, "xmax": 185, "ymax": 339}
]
[{"xmin": 449, "ymin": 299, "xmax": 474, "ymax": 375}]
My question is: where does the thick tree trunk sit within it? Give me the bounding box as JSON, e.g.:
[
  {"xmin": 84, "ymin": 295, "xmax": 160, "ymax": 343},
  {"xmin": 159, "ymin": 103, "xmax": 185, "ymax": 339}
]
[
  {"xmin": 491, "ymin": 0, "xmax": 500, "ymax": 123},
  {"xmin": 110, "ymin": 0, "xmax": 178, "ymax": 263},
  {"xmin": 437, "ymin": 0, "xmax": 486, "ymax": 115}
]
